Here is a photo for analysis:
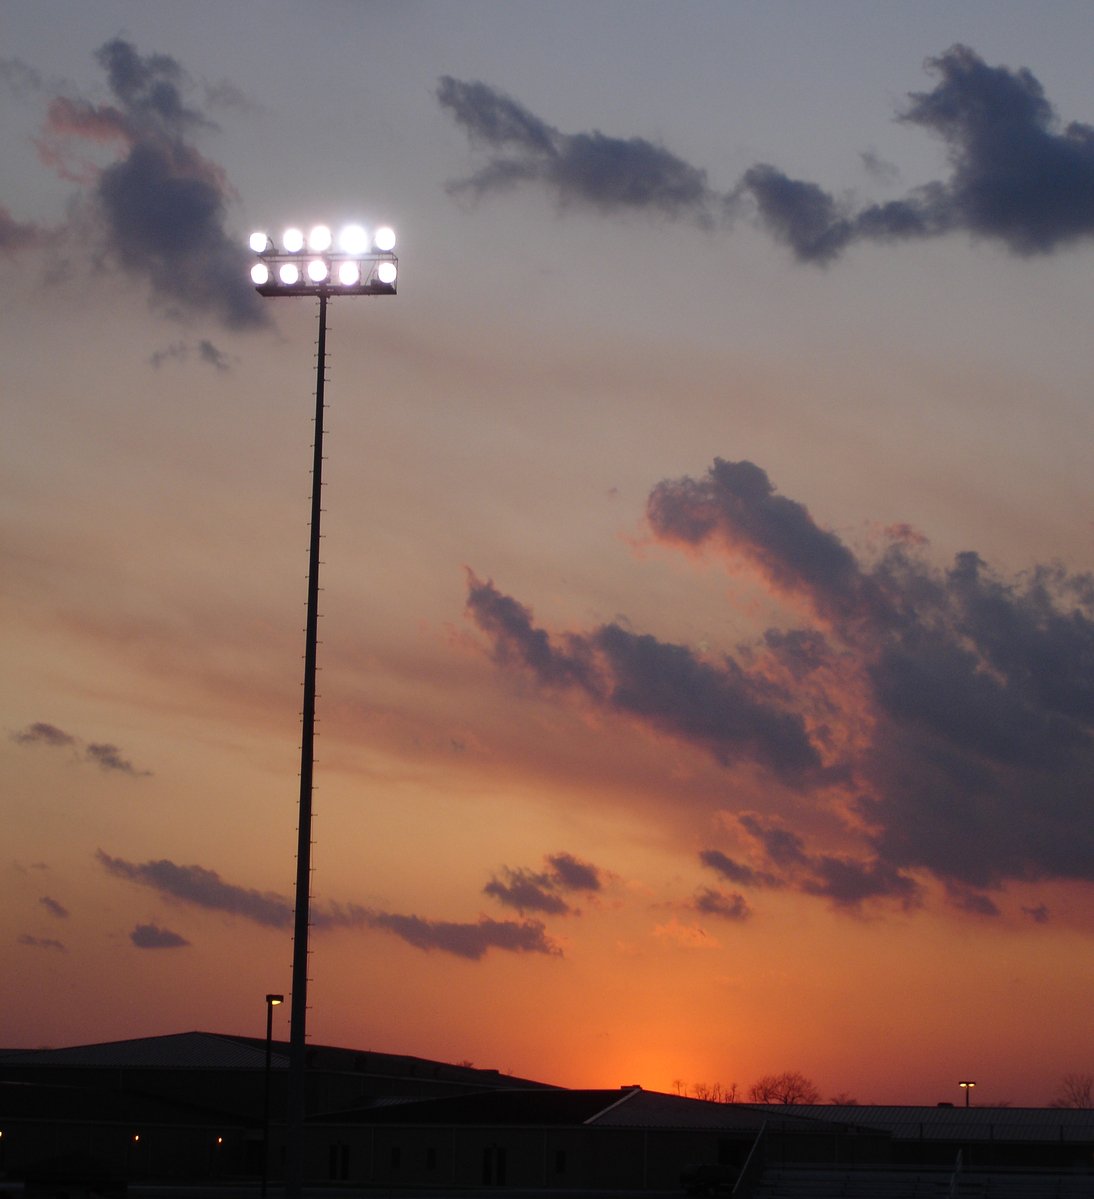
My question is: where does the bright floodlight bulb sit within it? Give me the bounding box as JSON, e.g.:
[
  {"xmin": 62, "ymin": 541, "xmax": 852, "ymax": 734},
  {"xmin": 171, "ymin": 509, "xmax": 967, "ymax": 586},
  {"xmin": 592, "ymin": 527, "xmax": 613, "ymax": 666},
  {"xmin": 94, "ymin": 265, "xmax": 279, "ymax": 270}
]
[
  {"xmin": 373, "ymin": 225, "xmax": 396, "ymax": 252},
  {"xmin": 377, "ymin": 260, "xmax": 397, "ymax": 285},
  {"xmin": 308, "ymin": 224, "xmax": 332, "ymax": 252},
  {"xmin": 307, "ymin": 258, "xmax": 329, "ymax": 283},
  {"xmin": 279, "ymin": 262, "xmax": 300, "ymax": 285},
  {"xmin": 338, "ymin": 261, "xmax": 361, "ymax": 286},
  {"xmin": 338, "ymin": 224, "xmax": 368, "ymax": 254},
  {"xmin": 249, "ymin": 231, "xmax": 271, "ymax": 254},
  {"xmin": 282, "ymin": 227, "xmax": 304, "ymax": 253},
  {"xmin": 251, "ymin": 263, "xmax": 270, "ymax": 285}
]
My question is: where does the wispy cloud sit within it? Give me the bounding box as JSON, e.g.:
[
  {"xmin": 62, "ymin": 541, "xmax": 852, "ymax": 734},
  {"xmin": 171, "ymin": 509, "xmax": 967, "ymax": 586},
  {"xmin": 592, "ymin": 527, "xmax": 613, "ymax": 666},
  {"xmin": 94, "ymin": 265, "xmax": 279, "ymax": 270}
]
[
  {"xmin": 0, "ymin": 55, "xmax": 45, "ymax": 98},
  {"xmin": 18, "ymin": 934, "xmax": 65, "ymax": 951},
  {"xmin": 149, "ymin": 338, "xmax": 231, "ymax": 372},
  {"xmin": 353, "ymin": 910, "xmax": 559, "ymax": 960},
  {"xmin": 84, "ymin": 743, "xmax": 149, "ymax": 776},
  {"xmin": 652, "ymin": 917, "xmax": 719, "ymax": 950},
  {"xmin": 0, "ymin": 205, "xmax": 47, "ymax": 254},
  {"xmin": 440, "ymin": 44, "xmax": 1094, "ymax": 263},
  {"xmin": 97, "ymin": 851, "xmax": 292, "ymax": 926},
  {"xmin": 97, "ymin": 851, "xmax": 561, "ymax": 960},
  {"xmin": 468, "ymin": 455, "xmax": 1094, "ymax": 917},
  {"xmin": 39, "ymin": 896, "xmax": 69, "ymax": 919},
  {"xmin": 12, "ymin": 722, "xmax": 76, "ymax": 748},
  {"xmin": 12, "ymin": 722, "xmax": 151, "ymax": 776}
]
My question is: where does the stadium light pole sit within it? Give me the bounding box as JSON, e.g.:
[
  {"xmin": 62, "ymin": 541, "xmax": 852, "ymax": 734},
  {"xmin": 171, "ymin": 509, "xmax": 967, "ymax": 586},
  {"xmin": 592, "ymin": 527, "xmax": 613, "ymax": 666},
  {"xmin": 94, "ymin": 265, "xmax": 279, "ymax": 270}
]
[
  {"xmin": 249, "ymin": 221, "xmax": 398, "ymax": 1199},
  {"xmin": 959, "ymin": 1079, "xmax": 976, "ymax": 1107}
]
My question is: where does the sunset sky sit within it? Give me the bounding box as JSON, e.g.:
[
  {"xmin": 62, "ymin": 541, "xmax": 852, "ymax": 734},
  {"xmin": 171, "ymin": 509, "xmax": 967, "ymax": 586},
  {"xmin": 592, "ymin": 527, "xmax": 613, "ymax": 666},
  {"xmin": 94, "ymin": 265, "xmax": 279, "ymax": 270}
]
[{"xmin": 5, "ymin": 1, "xmax": 1094, "ymax": 1107}]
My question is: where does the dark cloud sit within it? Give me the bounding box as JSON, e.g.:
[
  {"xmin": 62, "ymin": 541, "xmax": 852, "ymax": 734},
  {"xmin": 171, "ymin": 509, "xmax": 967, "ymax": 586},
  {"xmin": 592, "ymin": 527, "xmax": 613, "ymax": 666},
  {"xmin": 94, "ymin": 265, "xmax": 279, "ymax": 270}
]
[
  {"xmin": 484, "ymin": 851, "xmax": 603, "ymax": 916},
  {"xmin": 23, "ymin": 39, "xmax": 265, "ymax": 327},
  {"xmin": 1023, "ymin": 904, "xmax": 1050, "ymax": 924},
  {"xmin": 485, "ymin": 870, "xmax": 571, "ymax": 915},
  {"xmin": 703, "ymin": 817, "xmax": 920, "ymax": 911},
  {"xmin": 436, "ymin": 75, "xmax": 717, "ymax": 224},
  {"xmin": 39, "ymin": 896, "xmax": 68, "ymax": 919},
  {"xmin": 97, "ymin": 851, "xmax": 560, "ymax": 960},
  {"xmin": 18, "ymin": 934, "xmax": 65, "ymax": 951},
  {"xmin": 699, "ymin": 848, "xmax": 782, "ymax": 890},
  {"xmin": 546, "ymin": 851, "xmax": 602, "ymax": 893},
  {"xmin": 131, "ymin": 922, "xmax": 190, "ymax": 949},
  {"xmin": 11, "ymin": 722, "xmax": 77, "ymax": 748},
  {"xmin": 466, "ymin": 572, "xmax": 820, "ymax": 785},
  {"xmin": 731, "ymin": 165, "xmax": 947, "ymax": 264},
  {"xmin": 802, "ymin": 853, "xmax": 921, "ymax": 909},
  {"xmin": 693, "ymin": 887, "xmax": 751, "ymax": 921},
  {"xmin": 469, "ymin": 455, "xmax": 1094, "ymax": 915},
  {"xmin": 440, "ymin": 45, "xmax": 1094, "ymax": 262},
  {"xmin": 899, "ymin": 43, "xmax": 1094, "ymax": 254},
  {"xmin": 647, "ymin": 458, "xmax": 862, "ymax": 622}
]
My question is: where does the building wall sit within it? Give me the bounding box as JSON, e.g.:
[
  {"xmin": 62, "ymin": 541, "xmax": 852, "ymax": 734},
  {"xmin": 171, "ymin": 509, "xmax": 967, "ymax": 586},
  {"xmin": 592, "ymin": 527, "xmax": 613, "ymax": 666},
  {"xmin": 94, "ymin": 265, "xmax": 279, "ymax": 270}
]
[
  {"xmin": 1, "ymin": 1118, "xmax": 253, "ymax": 1183},
  {"xmin": 312, "ymin": 1122, "xmax": 764, "ymax": 1191}
]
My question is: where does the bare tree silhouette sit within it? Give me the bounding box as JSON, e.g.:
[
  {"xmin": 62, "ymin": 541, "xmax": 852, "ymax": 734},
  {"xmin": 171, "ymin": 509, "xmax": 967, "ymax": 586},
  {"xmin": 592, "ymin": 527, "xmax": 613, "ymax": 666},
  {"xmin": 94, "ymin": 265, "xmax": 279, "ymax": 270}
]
[
  {"xmin": 748, "ymin": 1071, "xmax": 821, "ymax": 1104},
  {"xmin": 1050, "ymin": 1073, "xmax": 1093, "ymax": 1108}
]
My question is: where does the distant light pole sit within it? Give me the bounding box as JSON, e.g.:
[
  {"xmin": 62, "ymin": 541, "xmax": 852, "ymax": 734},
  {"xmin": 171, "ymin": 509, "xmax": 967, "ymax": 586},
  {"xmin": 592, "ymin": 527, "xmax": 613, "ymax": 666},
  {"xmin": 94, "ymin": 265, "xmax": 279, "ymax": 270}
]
[
  {"xmin": 262, "ymin": 993, "xmax": 284, "ymax": 1198},
  {"xmin": 959, "ymin": 1080, "xmax": 976, "ymax": 1107},
  {"xmin": 249, "ymin": 221, "xmax": 398, "ymax": 1199}
]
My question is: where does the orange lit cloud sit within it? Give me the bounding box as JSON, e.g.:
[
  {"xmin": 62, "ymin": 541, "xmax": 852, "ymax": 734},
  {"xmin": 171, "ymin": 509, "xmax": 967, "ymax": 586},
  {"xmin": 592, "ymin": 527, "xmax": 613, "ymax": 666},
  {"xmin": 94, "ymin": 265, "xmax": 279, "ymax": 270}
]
[{"xmin": 466, "ymin": 457, "xmax": 1094, "ymax": 922}]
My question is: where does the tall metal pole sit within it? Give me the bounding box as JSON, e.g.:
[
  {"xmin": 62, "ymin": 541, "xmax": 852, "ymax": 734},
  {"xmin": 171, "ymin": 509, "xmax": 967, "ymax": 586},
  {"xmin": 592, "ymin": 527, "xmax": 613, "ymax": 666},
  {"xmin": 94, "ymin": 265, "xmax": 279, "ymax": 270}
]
[
  {"xmin": 286, "ymin": 290, "xmax": 328, "ymax": 1199},
  {"xmin": 248, "ymin": 222, "xmax": 396, "ymax": 1198}
]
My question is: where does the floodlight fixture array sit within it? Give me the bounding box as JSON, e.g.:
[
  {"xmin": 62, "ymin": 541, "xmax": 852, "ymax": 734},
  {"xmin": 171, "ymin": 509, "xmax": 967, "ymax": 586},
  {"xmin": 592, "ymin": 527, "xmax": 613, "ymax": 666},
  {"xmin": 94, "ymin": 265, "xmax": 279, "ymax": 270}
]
[{"xmin": 249, "ymin": 222, "xmax": 397, "ymax": 296}]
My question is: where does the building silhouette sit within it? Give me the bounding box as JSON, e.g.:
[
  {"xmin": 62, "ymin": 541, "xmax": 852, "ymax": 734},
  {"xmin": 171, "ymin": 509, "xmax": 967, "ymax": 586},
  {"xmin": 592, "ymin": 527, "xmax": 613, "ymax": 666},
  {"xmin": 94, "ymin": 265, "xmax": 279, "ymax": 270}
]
[{"xmin": 2, "ymin": 1033, "xmax": 1092, "ymax": 1197}]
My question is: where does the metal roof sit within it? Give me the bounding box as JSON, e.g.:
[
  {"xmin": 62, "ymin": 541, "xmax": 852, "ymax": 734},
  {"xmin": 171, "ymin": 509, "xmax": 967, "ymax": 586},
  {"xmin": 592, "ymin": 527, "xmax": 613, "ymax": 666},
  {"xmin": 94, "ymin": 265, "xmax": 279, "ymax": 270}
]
[
  {"xmin": 0, "ymin": 1031, "xmax": 551, "ymax": 1091},
  {"xmin": 589, "ymin": 1091, "xmax": 845, "ymax": 1132},
  {"xmin": 0, "ymin": 1032, "xmax": 275, "ymax": 1071},
  {"xmin": 328, "ymin": 1087, "xmax": 631, "ymax": 1126},
  {"xmin": 778, "ymin": 1104, "xmax": 1094, "ymax": 1143},
  {"xmin": 326, "ymin": 1087, "xmax": 876, "ymax": 1133}
]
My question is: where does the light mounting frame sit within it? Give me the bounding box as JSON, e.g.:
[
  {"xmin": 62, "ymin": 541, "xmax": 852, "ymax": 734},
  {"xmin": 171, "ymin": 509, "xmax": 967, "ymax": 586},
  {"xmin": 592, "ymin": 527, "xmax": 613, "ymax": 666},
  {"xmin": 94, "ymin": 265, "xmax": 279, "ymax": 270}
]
[{"xmin": 249, "ymin": 223, "xmax": 398, "ymax": 297}]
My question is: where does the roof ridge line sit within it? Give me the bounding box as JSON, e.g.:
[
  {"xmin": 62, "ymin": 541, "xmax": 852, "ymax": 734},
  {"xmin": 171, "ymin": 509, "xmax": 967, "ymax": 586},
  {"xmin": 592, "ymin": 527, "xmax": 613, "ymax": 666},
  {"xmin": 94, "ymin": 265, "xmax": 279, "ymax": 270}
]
[{"xmin": 584, "ymin": 1085, "xmax": 642, "ymax": 1125}]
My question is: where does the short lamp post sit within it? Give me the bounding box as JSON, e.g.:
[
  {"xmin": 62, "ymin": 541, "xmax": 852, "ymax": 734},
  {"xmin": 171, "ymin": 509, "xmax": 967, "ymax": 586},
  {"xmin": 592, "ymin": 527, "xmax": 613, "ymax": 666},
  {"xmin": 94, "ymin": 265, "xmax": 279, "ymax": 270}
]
[
  {"xmin": 959, "ymin": 1079, "xmax": 976, "ymax": 1107},
  {"xmin": 249, "ymin": 222, "xmax": 398, "ymax": 1199},
  {"xmin": 262, "ymin": 993, "xmax": 284, "ymax": 1198}
]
